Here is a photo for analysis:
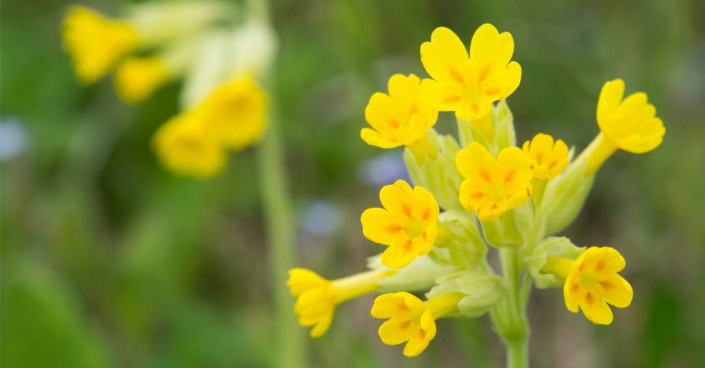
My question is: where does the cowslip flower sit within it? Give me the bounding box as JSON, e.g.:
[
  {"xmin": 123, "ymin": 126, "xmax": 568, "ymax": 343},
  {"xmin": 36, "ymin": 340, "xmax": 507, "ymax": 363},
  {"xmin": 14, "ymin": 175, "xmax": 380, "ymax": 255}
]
[
  {"xmin": 420, "ymin": 24, "xmax": 521, "ymax": 121},
  {"xmin": 152, "ymin": 110, "xmax": 226, "ymax": 178},
  {"xmin": 199, "ymin": 76, "xmax": 268, "ymax": 150},
  {"xmin": 456, "ymin": 142, "xmax": 532, "ymax": 221},
  {"xmin": 371, "ymin": 291, "xmax": 464, "ymax": 357},
  {"xmin": 287, "ymin": 268, "xmax": 393, "ymax": 338},
  {"xmin": 522, "ymin": 133, "xmax": 569, "ymax": 180},
  {"xmin": 584, "ymin": 79, "xmax": 666, "ymax": 176},
  {"xmin": 361, "ymin": 180, "xmax": 439, "ymax": 268},
  {"xmin": 361, "ymin": 74, "xmax": 438, "ymax": 162},
  {"xmin": 114, "ymin": 56, "xmax": 169, "ymax": 104},
  {"xmin": 542, "ymin": 247, "xmax": 633, "ymax": 325},
  {"xmin": 62, "ymin": 5, "xmax": 139, "ymax": 84}
]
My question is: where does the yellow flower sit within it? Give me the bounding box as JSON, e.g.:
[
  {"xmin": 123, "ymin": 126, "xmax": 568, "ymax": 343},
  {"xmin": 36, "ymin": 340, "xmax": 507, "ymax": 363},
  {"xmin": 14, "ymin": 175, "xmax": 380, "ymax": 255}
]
[
  {"xmin": 199, "ymin": 76, "xmax": 268, "ymax": 150},
  {"xmin": 114, "ymin": 56, "xmax": 169, "ymax": 104},
  {"xmin": 152, "ymin": 111, "xmax": 227, "ymax": 178},
  {"xmin": 361, "ymin": 74, "xmax": 438, "ymax": 149},
  {"xmin": 62, "ymin": 5, "xmax": 139, "ymax": 84},
  {"xmin": 456, "ymin": 142, "xmax": 532, "ymax": 221},
  {"xmin": 542, "ymin": 247, "xmax": 633, "ymax": 325},
  {"xmin": 584, "ymin": 79, "xmax": 666, "ymax": 176},
  {"xmin": 361, "ymin": 180, "xmax": 439, "ymax": 269},
  {"xmin": 522, "ymin": 133, "xmax": 569, "ymax": 180},
  {"xmin": 598, "ymin": 79, "xmax": 665, "ymax": 153},
  {"xmin": 371, "ymin": 291, "xmax": 464, "ymax": 357},
  {"xmin": 419, "ymin": 24, "xmax": 521, "ymax": 121},
  {"xmin": 287, "ymin": 268, "xmax": 392, "ymax": 338}
]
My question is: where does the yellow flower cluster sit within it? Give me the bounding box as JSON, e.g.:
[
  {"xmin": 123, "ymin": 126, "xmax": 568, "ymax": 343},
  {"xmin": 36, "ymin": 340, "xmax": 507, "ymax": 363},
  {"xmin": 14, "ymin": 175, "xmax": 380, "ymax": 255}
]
[
  {"xmin": 154, "ymin": 77, "xmax": 268, "ymax": 178},
  {"xmin": 63, "ymin": 5, "xmax": 140, "ymax": 85},
  {"xmin": 63, "ymin": 3, "xmax": 274, "ymax": 178},
  {"xmin": 289, "ymin": 23, "xmax": 663, "ymax": 358}
]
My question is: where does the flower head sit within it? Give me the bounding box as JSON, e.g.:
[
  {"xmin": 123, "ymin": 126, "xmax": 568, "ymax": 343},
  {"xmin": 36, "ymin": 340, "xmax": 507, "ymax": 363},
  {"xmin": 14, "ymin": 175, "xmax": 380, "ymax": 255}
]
[
  {"xmin": 597, "ymin": 79, "xmax": 665, "ymax": 154},
  {"xmin": 522, "ymin": 133, "xmax": 569, "ymax": 180},
  {"xmin": 152, "ymin": 111, "xmax": 227, "ymax": 178},
  {"xmin": 62, "ymin": 5, "xmax": 139, "ymax": 84},
  {"xmin": 361, "ymin": 180, "xmax": 439, "ymax": 268},
  {"xmin": 361, "ymin": 74, "xmax": 438, "ymax": 149},
  {"xmin": 420, "ymin": 24, "xmax": 521, "ymax": 121},
  {"xmin": 114, "ymin": 56, "xmax": 169, "ymax": 104},
  {"xmin": 563, "ymin": 247, "xmax": 633, "ymax": 325},
  {"xmin": 371, "ymin": 292, "xmax": 463, "ymax": 357},
  {"xmin": 199, "ymin": 76, "xmax": 268, "ymax": 150},
  {"xmin": 288, "ymin": 268, "xmax": 391, "ymax": 338},
  {"xmin": 456, "ymin": 142, "xmax": 532, "ymax": 221}
]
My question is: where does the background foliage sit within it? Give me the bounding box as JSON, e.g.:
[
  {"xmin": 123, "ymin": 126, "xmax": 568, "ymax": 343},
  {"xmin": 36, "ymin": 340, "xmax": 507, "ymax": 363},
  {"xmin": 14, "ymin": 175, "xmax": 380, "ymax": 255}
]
[{"xmin": 2, "ymin": 0, "xmax": 705, "ymax": 367}]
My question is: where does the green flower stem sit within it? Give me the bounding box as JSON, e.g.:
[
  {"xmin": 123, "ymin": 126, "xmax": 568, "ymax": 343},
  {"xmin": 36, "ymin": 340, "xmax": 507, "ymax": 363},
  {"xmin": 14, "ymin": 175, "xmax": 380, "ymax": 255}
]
[
  {"xmin": 492, "ymin": 248, "xmax": 530, "ymax": 368},
  {"xmin": 249, "ymin": 0, "xmax": 304, "ymax": 366},
  {"xmin": 258, "ymin": 94, "xmax": 305, "ymax": 368}
]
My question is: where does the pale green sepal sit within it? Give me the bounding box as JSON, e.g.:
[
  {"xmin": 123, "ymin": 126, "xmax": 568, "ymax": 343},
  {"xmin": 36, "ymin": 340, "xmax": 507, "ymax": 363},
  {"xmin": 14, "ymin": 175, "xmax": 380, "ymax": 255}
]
[
  {"xmin": 457, "ymin": 100, "xmax": 515, "ymax": 155},
  {"xmin": 482, "ymin": 201, "xmax": 535, "ymax": 249},
  {"xmin": 492, "ymin": 100, "xmax": 516, "ymax": 150},
  {"xmin": 430, "ymin": 210, "xmax": 486, "ymax": 268},
  {"xmin": 541, "ymin": 151, "xmax": 595, "ymax": 235},
  {"xmin": 523, "ymin": 237, "xmax": 585, "ymax": 289},
  {"xmin": 368, "ymin": 255, "xmax": 456, "ymax": 293},
  {"xmin": 426, "ymin": 270, "xmax": 505, "ymax": 317},
  {"xmin": 403, "ymin": 129, "xmax": 463, "ymax": 211}
]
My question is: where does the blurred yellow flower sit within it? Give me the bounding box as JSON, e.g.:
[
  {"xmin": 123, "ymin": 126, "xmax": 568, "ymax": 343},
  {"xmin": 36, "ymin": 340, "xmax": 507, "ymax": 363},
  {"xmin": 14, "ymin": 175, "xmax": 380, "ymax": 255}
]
[
  {"xmin": 361, "ymin": 180, "xmax": 439, "ymax": 268},
  {"xmin": 287, "ymin": 268, "xmax": 392, "ymax": 338},
  {"xmin": 199, "ymin": 76, "xmax": 268, "ymax": 150},
  {"xmin": 420, "ymin": 24, "xmax": 521, "ymax": 121},
  {"xmin": 456, "ymin": 143, "xmax": 532, "ymax": 221},
  {"xmin": 152, "ymin": 111, "xmax": 227, "ymax": 178},
  {"xmin": 62, "ymin": 5, "xmax": 139, "ymax": 84},
  {"xmin": 585, "ymin": 79, "xmax": 666, "ymax": 176},
  {"xmin": 522, "ymin": 133, "xmax": 569, "ymax": 180},
  {"xmin": 543, "ymin": 247, "xmax": 633, "ymax": 325},
  {"xmin": 371, "ymin": 291, "xmax": 463, "ymax": 357},
  {"xmin": 361, "ymin": 74, "xmax": 438, "ymax": 154},
  {"xmin": 114, "ymin": 56, "xmax": 169, "ymax": 104}
]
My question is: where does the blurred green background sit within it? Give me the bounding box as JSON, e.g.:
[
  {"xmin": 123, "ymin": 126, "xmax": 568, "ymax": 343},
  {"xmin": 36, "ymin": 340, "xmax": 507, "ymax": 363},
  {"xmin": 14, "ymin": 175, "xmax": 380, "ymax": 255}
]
[{"xmin": 2, "ymin": 0, "xmax": 705, "ymax": 367}]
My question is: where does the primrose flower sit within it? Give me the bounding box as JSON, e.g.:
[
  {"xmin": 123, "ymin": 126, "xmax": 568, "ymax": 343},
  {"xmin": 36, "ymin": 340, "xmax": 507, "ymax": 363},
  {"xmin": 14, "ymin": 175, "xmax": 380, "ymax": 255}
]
[
  {"xmin": 152, "ymin": 110, "xmax": 227, "ymax": 178},
  {"xmin": 420, "ymin": 24, "xmax": 521, "ymax": 121},
  {"xmin": 199, "ymin": 76, "xmax": 268, "ymax": 150},
  {"xmin": 371, "ymin": 291, "xmax": 464, "ymax": 357},
  {"xmin": 361, "ymin": 180, "xmax": 440, "ymax": 268},
  {"xmin": 522, "ymin": 133, "xmax": 569, "ymax": 180},
  {"xmin": 456, "ymin": 142, "xmax": 532, "ymax": 221},
  {"xmin": 62, "ymin": 5, "xmax": 139, "ymax": 84},
  {"xmin": 114, "ymin": 56, "xmax": 169, "ymax": 104},
  {"xmin": 361, "ymin": 74, "xmax": 438, "ymax": 161},
  {"xmin": 542, "ymin": 247, "xmax": 633, "ymax": 325},
  {"xmin": 287, "ymin": 268, "xmax": 393, "ymax": 338},
  {"xmin": 584, "ymin": 79, "xmax": 666, "ymax": 176}
]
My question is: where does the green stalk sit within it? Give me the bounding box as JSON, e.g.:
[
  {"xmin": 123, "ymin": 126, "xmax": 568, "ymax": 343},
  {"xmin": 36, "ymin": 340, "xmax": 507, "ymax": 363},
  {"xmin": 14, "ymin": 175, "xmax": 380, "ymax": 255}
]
[
  {"xmin": 258, "ymin": 101, "xmax": 305, "ymax": 368},
  {"xmin": 248, "ymin": 1, "xmax": 304, "ymax": 367},
  {"xmin": 492, "ymin": 248, "xmax": 530, "ymax": 368}
]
